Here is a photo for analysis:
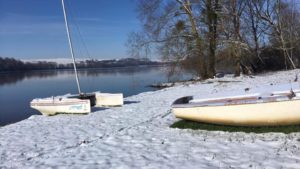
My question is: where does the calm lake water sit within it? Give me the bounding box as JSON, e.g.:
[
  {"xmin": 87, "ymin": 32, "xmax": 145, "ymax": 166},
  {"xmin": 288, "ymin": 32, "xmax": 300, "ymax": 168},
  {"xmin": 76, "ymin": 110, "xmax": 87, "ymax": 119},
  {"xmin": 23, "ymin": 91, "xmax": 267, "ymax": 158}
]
[{"xmin": 0, "ymin": 66, "xmax": 191, "ymax": 126}]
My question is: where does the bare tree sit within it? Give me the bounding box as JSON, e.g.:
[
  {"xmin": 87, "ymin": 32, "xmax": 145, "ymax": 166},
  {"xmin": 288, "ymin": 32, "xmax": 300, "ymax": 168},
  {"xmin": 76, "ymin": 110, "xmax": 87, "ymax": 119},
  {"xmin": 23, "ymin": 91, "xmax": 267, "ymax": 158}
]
[
  {"xmin": 221, "ymin": 0, "xmax": 246, "ymax": 76},
  {"xmin": 127, "ymin": 0, "xmax": 212, "ymax": 79},
  {"xmin": 255, "ymin": 0, "xmax": 296, "ymax": 69},
  {"xmin": 280, "ymin": 0, "xmax": 300, "ymax": 67},
  {"xmin": 244, "ymin": 0, "xmax": 265, "ymax": 64},
  {"xmin": 174, "ymin": 0, "xmax": 209, "ymax": 78}
]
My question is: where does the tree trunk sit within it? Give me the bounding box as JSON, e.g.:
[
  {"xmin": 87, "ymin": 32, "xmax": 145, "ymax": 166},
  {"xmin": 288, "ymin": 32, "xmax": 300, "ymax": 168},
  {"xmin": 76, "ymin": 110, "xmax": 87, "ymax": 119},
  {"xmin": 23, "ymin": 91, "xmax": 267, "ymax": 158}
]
[
  {"xmin": 195, "ymin": 38, "xmax": 208, "ymax": 78},
  {"xmin": 207, "ymin": 0, "xmax": 218, "ymax": 78},
  {"xmin": 233, "ymin": 43, "xmax": 241, "ymax": 76},
  {"xmin": 231, "ymin": 0, "xmax": 241, "ymax": 76},
  {"xmin": 179, "ymin": 0, "xmax": 208, "ymax": 79}
]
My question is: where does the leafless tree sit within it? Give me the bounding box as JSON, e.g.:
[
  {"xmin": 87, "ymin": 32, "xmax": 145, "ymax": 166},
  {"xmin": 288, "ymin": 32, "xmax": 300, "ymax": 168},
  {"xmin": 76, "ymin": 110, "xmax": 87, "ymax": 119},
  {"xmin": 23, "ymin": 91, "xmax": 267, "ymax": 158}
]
[
  {"xmin": 221, "ymin": 0, "xmax": 246, "ymax": 76},
  {"xmin": 255, "ymin": 0, "xmax": 296, "ymax": 69},
  {"xmin": 127, "ymin": 0, "xmax": 213, "ymax": 79},
  {"xmin": 279, "ymin": 0, "xmax": 300, "ymax": 67},
  {"xmin": 243, "ymin": 0, "xmax": 266, "ymax": 64}
]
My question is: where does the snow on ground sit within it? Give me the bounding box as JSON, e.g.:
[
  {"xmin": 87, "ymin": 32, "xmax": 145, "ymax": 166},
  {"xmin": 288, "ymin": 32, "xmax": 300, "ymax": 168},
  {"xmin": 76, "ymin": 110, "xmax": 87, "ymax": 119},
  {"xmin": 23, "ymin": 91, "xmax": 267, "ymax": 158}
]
[{"xmin": 1, "ymin": 70, "xmax": 300, "ymax": 168}]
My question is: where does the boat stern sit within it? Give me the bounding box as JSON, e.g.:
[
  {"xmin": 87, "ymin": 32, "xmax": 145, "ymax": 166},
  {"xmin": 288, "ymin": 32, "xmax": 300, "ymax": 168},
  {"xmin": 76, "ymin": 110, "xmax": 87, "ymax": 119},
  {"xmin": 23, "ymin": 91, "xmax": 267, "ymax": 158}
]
[{"xmin": 95, "ymin": 92, "xmax": 124, "ymax": 107}]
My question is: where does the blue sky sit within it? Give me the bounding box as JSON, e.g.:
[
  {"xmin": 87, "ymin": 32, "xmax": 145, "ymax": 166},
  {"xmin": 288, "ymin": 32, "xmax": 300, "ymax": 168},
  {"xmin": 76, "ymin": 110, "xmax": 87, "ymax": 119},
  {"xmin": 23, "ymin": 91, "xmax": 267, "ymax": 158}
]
[{"xmin": 0, "ymin": 0, "xmax": 139, "ymax": 60}]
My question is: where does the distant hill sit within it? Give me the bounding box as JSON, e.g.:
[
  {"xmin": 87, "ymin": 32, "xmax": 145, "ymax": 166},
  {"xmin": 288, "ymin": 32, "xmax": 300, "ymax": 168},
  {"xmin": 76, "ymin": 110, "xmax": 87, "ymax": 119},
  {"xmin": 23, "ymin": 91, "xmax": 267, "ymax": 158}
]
[{"xmin": 0, "ymin": 57, "xmax": 165, "ymax": 72}]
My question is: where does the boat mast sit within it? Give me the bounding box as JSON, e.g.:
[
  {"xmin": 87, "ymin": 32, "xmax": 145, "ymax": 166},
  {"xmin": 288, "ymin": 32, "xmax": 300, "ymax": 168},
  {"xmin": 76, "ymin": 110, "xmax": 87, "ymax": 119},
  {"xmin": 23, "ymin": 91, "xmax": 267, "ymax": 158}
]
[{"xmin": 61, "ymin": 0, "xmax": 82, "ymax": 94}]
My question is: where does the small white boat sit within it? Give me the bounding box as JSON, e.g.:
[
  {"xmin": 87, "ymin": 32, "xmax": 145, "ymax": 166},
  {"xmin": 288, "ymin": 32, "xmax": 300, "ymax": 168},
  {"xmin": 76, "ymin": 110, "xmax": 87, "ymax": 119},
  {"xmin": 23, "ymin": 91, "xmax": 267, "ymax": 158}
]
[
  {"xmin": 30, "ymin": 97, "xmax": 90, "ymax": 116},
  {"xmin": 95, "ymin": 92, "xmax": 123, "ymax": 107},
  {"xmin": 30, "ymin": 0, "xmax": 123, "ymax": 115},
  {"xmin": 172, "ymin": 90, "xmax": 300, "ymax": 126}
]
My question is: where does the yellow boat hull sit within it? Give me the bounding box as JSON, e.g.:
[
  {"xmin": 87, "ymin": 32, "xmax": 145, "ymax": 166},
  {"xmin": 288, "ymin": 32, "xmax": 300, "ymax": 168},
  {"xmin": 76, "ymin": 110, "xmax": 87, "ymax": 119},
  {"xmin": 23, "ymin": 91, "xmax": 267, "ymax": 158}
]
[{"xmin": 172, "ymin": 96, "xmax": 300, "ymax": 126}]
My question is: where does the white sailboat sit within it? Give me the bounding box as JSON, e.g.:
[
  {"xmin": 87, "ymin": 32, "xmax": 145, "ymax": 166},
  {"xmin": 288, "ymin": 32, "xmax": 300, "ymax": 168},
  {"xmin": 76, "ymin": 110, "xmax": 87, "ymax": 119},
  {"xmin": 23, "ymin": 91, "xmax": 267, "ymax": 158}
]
[{"xmin": 30, "ymin": 0, "xmax": 123, "ymax": 116}]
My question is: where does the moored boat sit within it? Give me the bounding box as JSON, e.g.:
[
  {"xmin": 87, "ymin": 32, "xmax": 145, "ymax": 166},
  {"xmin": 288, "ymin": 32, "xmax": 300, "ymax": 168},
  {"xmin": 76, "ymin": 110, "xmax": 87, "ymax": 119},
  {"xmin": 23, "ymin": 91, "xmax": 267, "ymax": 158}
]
[{"xmin": 172, "ymin": 90, "xmax": 300, "ymax": 126}]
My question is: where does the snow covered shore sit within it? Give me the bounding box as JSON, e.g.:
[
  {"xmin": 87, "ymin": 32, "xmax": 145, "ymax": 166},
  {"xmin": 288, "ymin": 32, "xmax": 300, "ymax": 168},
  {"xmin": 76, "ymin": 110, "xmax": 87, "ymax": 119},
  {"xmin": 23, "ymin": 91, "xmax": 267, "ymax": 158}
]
[{"xmin": 1, "ymin": 70, "xmax": 300, "ymax": 168}]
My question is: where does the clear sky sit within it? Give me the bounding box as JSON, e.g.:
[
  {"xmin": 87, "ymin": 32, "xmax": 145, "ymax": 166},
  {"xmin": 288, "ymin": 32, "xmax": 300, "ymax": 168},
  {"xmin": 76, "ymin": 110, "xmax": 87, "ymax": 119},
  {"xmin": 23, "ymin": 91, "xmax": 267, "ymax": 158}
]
[{"xmin": 0, "ymin": 0, "xmax": 139, "ymax": 60}]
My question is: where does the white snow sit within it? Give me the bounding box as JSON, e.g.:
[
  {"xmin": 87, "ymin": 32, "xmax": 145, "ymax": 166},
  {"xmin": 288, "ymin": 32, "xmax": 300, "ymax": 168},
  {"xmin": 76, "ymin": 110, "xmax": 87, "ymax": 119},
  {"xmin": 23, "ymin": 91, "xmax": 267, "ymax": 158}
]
[{"xmin": 1, "ymin": 69, "xmax": 300, "ymax": 168}]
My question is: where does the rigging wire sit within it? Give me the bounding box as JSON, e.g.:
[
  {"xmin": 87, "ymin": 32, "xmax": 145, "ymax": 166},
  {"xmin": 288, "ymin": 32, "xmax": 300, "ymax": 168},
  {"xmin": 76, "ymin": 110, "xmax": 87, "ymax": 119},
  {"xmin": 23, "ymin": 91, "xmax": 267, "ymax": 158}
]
[
  {"xmin": 65, "ymin": 0, "xmax": 96, "ymax": 92},
  {"xmin": 66, "ymin": 0, "xmax": 93, "ymax": 61}
]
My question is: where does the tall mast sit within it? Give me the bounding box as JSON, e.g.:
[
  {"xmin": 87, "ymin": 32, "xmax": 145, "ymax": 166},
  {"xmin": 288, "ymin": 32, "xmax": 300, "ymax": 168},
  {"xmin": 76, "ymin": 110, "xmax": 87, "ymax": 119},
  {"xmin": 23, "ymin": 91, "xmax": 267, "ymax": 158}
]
[{"xmin": 61, "ymin": 0, "xmax": 82, "ymax": 94}]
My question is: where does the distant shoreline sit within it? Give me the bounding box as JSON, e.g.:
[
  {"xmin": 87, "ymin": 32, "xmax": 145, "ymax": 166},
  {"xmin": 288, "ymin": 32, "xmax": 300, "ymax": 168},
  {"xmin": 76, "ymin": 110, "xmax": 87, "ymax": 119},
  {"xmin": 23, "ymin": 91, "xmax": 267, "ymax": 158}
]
[
  {"xmin": 0, "ymin": 57, "xmax": 167, "ymax": 73},
  {"xmin": 0, "ymin": 64, "xmax": 166, "ymax": 74}
]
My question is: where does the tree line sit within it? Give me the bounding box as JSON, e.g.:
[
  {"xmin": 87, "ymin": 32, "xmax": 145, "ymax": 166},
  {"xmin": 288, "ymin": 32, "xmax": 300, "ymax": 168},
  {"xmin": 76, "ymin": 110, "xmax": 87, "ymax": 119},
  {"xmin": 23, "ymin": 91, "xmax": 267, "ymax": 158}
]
[
  {"xmin": 0, "ymin": 57, "xmax": 162, "ymax": 72},
  {"xmin": 127, "ymin": 0, "xmax": 300, "ymax": 79}
]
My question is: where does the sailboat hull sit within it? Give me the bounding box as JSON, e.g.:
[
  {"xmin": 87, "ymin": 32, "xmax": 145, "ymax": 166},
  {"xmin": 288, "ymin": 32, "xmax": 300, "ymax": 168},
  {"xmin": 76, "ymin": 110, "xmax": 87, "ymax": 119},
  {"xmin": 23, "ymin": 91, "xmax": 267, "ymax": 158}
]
[
  {"xmin": 172, "ymin": 96, "xmax": 300, "ymax": 126},
  {"xmin": 30, "ymin": 98, "xmax": 91, "ymax": 116}
]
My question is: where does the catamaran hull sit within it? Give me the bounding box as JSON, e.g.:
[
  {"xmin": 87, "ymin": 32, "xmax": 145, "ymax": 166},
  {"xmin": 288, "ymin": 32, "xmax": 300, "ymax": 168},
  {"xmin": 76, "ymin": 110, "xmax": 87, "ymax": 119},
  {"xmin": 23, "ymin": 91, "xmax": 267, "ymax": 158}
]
[
  {"xmin": 95, "ymin": 93, "xmax": 123, "ymax": 107},
  {"xmin": 30, "ymin": 99, "xmax": 91, "ymax": 116},
  {"xmin": 172, "ymin": 96, "xmax": 300, "ymax": 126}
]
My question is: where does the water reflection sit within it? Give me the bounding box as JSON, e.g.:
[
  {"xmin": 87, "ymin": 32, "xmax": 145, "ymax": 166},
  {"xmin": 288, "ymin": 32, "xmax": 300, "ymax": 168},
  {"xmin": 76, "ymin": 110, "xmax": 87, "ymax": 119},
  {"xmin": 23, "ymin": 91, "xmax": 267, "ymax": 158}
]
[
  {"xmin": 0, "ymin": 66, "xmax": 167, "ymax": 86},
  {"xmin": 0, "ymin": 71, "xmax": 58, "ymax": 86},
  {"xmin": 81, "ymin": 66, "xmax": 158, "ymax": 77}
]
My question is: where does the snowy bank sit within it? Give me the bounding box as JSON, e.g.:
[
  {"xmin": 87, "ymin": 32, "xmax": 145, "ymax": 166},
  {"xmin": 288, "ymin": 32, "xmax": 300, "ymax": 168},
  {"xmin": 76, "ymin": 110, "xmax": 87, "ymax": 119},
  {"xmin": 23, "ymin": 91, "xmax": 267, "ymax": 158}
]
[{"xmin": 1, "ymin": 70, "xmax": 300, "ymax": 168}]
